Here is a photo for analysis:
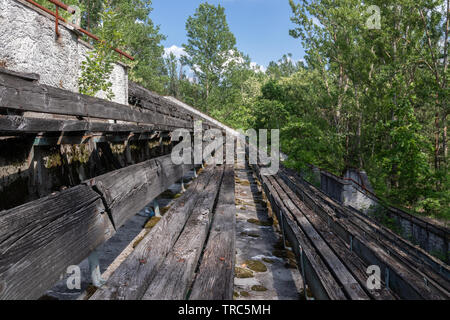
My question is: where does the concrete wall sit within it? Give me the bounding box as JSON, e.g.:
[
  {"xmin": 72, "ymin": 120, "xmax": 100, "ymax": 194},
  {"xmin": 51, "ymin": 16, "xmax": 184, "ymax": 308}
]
[{"xmin": 0, "ymin": 0, "xmax": 128, "ymax": 104}]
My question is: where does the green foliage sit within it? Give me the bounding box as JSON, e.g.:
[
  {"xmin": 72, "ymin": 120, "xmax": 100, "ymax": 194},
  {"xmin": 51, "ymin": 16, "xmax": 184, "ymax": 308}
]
[
  {"xmin": 368, "ymin": 205, "xmax": 402, "ymax": 235},
  {"xmin": 285, "ymin": 0, "xmax": 449, "ymax": 220},
  {"xmin": 110, "ymin": 0, "xmax": 166, "ymax": 93},
  {"xmin": 183, "ymin": 2, "xmax": 237, "ymax": 109},
  {"xmin": 79, "ymin": 1, "xmax": 124, "ymax": 99},
  {"xmin": 44, "ymin": 0, "xmax": 448, "ymax": 222}
]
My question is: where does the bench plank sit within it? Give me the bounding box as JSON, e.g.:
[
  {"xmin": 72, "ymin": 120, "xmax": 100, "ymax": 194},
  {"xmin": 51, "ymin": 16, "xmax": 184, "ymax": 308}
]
[
  {"xmin": 0, "ymin": 185, "xmax": 114, "ymax": 300},
  {"xmin": 142, "ymin": 165, "xmax": 224, "ymax": 300},
  {"xmin": 90, "ymin": 166, "xmax": 217, "ymax": 300},
  {"xmin": 253, "ymin": 165, "xmax": 347, "ymax": 300},
  {"xmin": 189, "ymin": 165, "xmax": 236, "ymax": 300},
  {"xmin": 84, "ymin": 154, "xmax": 193, "ymax": 229},
  {"xmin": 269, "ymin": 176, "xmax": 369, "ymax": 300},
  {"xmin": 0, "ymin": 115, "xmax": 161, "ymax": 133},
  {"xmin": 0, "ymin": 70, "xmax": 191, "ymax": 129}
]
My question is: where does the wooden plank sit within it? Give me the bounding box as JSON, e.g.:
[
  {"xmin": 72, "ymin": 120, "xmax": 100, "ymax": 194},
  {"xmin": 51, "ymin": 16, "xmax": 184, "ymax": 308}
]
[
  {"xmin": 128, "ymin": 81, "xmax": 193, "ymax": 120},
  {"xmin": 90, "ymin": 166, "xmax": 217, "ymax": 300},
  {"xmin": 282, "ymin": 168, "xmax": 450, "ymax": 297},
  {"xmin": 252, "ymin": 165, "xmax": 347, "ymax": 300},
  {"xmin": 0, "ymin": 185, "xmax": 114, "ymax": 300},
  {"xmin": 283, "ymin": 166, "xmax": 450, "ymax": 274},
  {"xmin": 142, "ymin": 165, "xmax": 225, "ymax": 300},
  {"xmin": 273, "ymin": 175, "xmax": 395, "ymax": 300},
  {"xmin": 281, "ymin": 170, "xmax": 449, "ymax": 300},
  {"xmin": 268, "ymin": 175, "xmax": 369, "ymax": 300},
  {"xmin": 84, "ymin": 154, "xmax": 193, "ymax": 229},
  {"xmin": 0, "ymin": 67, "xmax": 39, "ymax": 82},
  {"xmin": 0, "ymin": 71, "xmax": 192, "ymax": 129},
  {"xmin": 0, "ymin": 115, "xmax": 159, "ymax": 133},
  {"xmin": 189, "ymin": 165, "xmax": 236, "ymax": 300}
]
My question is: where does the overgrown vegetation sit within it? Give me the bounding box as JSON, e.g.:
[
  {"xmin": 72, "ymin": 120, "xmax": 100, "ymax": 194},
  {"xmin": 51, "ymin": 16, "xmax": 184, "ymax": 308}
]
[
  {"xmin": 78, "ymin": 1, "xmax": 124, "ymax": 99},
  {"xmin": 35, "ymin": 0, "xmax": 448, "ymax": 221}
]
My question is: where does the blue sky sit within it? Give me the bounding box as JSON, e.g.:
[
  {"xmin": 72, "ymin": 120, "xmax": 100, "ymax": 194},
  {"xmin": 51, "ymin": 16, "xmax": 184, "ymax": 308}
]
[{"xmin": 150, "ymin": 0, "xmax": 306, "ymax": 69}]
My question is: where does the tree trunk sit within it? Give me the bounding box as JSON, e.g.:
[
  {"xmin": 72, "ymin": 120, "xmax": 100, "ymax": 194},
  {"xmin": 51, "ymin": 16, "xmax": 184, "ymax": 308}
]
[{"xmin": 435, "ymin": 111, "xmax": 440, "ymax": 171}]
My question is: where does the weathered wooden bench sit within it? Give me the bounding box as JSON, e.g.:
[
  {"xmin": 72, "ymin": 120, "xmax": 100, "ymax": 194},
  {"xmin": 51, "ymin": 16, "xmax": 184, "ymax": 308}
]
[
  {"xmin": 0, "ymin": 154, "xmax": 193, "ymax": 299},
  {"xmin": 90, "ymin": 164, "xmax": 236, "ymax": 300},
  {"xmin": 0, "ymin": 67, "xmax": 236, "ymax": 300},
  {"xmin": 251, "ymin": 159, "xmax": 450, "ymax": 300}
]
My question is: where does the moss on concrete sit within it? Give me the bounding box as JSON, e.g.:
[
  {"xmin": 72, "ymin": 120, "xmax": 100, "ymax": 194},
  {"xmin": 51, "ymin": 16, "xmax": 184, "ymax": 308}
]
[
  {"xmin": 235, "ymin": 177, "xmax": 251, "ymax": 186},
  {"xmin": 43, "ymin": 152, "xmax": 62, "ymax": 169},
  {"xmin": 235, "ymin": 267, "xmax": 254, "ymax": 278},
  {"xmin": 110, "ymin": 143, "xmax": 126, "ymax": 154},
  {"xmin": 285, "ymin": 259, "xmax": 297, "ymax": 269},
  {"xmin": 132, "ymin": 230, "xmax": 149, "ymax": 248},
  {"xmin": 244, "ymin": 260, "xmax": 267, "ymax": 272},
  {"xmin": 262, "ymin": 258, "xmax": 275, "ymax": 264},
  {"xmin": 286, "ymin": 250, "xmax": 296, "ymax": 260},
  {"xmin": 251, "ymin": 285, "xmax": 268, "ymax": 292},
  {"xmin": 160, "ymin": 206, "xmax": 171, "ymax": 215},
  {"xmin": 240, "ymin": 291, "xmax": 250, "ymax": 297}
]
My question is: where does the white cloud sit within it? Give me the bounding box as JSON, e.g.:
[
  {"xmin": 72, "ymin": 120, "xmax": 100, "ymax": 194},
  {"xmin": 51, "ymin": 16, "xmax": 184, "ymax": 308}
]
[
  {"xmin": 311, "ymin": 16, "xmax": 322, "ymax": 27},
  {"xmin": 164, "ymin": 45, "xmax": 187, "ymax": 59},
  {"xmin": 163, "ymin": 46, "xmax": 269, "ymax": 74},
  {"xmin": 250, "ymin": 62, "xmax": 266, "ymax": 73}
]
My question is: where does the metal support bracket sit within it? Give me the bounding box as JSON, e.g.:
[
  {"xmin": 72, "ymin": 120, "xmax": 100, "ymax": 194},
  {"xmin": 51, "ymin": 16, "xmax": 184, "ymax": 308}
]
[
  {"xmin": 300, "ymin": 246, "xmax": 307, "ymax": 300},
  {"xmin": 153, "ymin": 199, "xmax": 161, "ymax": 217},
  {"xmin": 137, "ymin": 206, "xmax": 154, "ymax": 218},
  {"xmin": 194, "ymin": 167, "xmax": 198, "ymax": 178},
  {"xmin": 385, "ymin": 268, "xmax": 390, "ymax": 289},
  {"xmin": 88, "ymin": 249, "xmax": 106, "ymax": 288}
]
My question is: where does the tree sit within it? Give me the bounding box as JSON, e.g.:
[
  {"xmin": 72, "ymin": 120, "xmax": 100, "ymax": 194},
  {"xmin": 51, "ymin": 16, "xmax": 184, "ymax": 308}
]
[
  {"xmin": 287, "ymin": 0, "xmax": 449, "ymax": 218},
  {"xmin": 107, "ymin": 0, "xmax": 166, "ymax": 93},
  {"xmin": 79, "ymin": 0, "xmax": 124, "ymax": 100},
  {"xmin": 266, "ymin": 53, "xmax": 302, "ymax": 79},
  {"xmin": 183, "ymin": 2, "xmax": 237, "ymax": 112},
  {"xmin": 164, "ymin": 52, "xmax": 180, "ymax": 98}
]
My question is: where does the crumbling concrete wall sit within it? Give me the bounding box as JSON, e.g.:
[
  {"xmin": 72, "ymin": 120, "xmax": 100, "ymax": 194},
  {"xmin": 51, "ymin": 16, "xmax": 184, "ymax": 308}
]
[
  {"xmin": 0, "ymin": 0, "xmax": 128, "ymax": 104},
  {"xmin": 320, "ymin": 169, "xmax": 378, "ymax": 213}
]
